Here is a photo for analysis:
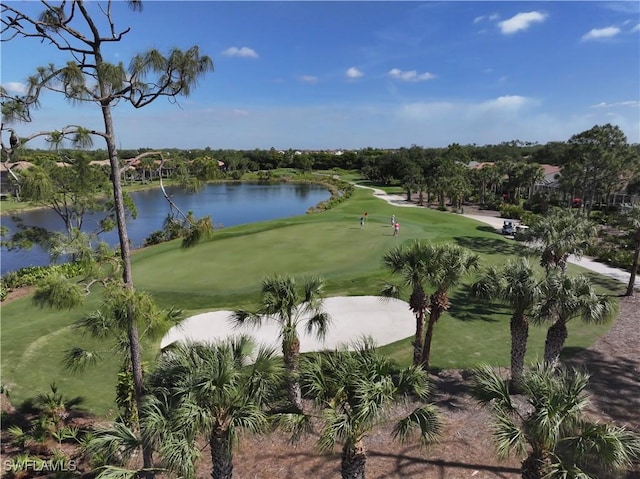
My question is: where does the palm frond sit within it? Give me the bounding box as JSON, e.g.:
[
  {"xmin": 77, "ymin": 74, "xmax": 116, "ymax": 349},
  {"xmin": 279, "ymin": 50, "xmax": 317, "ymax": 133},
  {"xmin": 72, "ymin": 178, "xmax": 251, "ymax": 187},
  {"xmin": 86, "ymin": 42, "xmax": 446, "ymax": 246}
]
[
  {"xmin": 62, "ymin": 347, "xmax": 101, "ymax": 373},
  {"xmin": 229, "ymin": 309, "xmax": 263, "ymax": 329},
  {"xmin": 380, "ymin": 281, "xmax": 401, "ymax": 299},
  {"xmin": 270, "ymin": 411, "xmax": 313, "ymax": 444},
  {"xmin": 317, "ymin": 407, "xmax": 351, "ymax": 453},
  {"xmin": 92, "ymin": 465, "xmax": 143, "ymax": 479},
  {"xmin": 471, "ymin": 365, "xmax": 514, "ymax": 410},
  {"xmin": 392, "ymin": 405, "xmax": 441, "ymax": 445},
  {"xmin": 85, "ymin": 422, "xmax": 141, "ymax": 466},
  {"xmin": 395, "ymin": 365, "xmax": 430, "ymax": 400},
  {"xmin": 493, "ymin": 409, "xmax": 527, "ymax": 459},
  {"xmin": 305, "ymin": 311, "xmax": 331, "ymax": 340},
  {"xmin": 74, "ymin": 310, "xmax": 114, "ymax": 338},
  {"xmin": 562, "ymin": 423, "xmax": 640, "ymax": 471}
]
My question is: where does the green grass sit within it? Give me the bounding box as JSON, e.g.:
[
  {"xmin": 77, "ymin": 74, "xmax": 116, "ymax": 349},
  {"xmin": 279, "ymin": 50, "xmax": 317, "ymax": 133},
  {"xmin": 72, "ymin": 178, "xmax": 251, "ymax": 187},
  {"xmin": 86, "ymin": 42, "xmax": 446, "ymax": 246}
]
[{"xmin": 0, "ymin": 186, "xmax": 623, "ymax": 415}]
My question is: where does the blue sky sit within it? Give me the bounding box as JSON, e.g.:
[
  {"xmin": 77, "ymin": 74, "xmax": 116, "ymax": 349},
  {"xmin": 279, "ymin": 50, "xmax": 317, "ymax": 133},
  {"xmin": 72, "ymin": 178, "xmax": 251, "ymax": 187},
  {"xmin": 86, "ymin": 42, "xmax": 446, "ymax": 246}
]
[{"xmin": 2, "ymin": 1, "xmax": 639, "ymax": 150}]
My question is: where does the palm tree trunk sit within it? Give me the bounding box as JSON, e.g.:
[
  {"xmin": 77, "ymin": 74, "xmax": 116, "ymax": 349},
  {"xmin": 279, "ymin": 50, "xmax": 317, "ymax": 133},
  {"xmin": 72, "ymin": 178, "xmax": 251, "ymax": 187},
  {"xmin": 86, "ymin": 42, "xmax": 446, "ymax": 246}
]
[
  {"xmin": 521, "ymin": 456, "xmax": 543, "ymax": 479},
  {"xmin": 522, "ymin": 449, "xmax": 552, "ymax": 479},
  {"xmin": 625, "ymin": 239, "xmax": 639, "ymax": 296},
  {"xmin": 421, "ymin": 291, "xmax": 448, "ymax": 368},
  {"xmin": 409, "ymin": 288, "xmax": 428, "ymax": 366},
  {"xmin": 413, "ymin": 311, "xmax": 425, "ymax": 367},
  {"xmin": 283, "ymin": 335, "xmax": 303, "ymax": 411},
  {"xmin": 341, "ymin": 439, "xmax": 366, "ymax": 479},
  {"xmin": 209, "ymin": 433, "xmax": 233, "ymax": 479},
  {"xmin": 421, "ymin": 311, "xmax": 439, "ymax": 370},
  {"xmin": 510, "ymin": 313, "xmax": 529, "ymax": 387},
  {"xmin": 543, "ymin": 320, "xmax": 568, "ymax": 368}
]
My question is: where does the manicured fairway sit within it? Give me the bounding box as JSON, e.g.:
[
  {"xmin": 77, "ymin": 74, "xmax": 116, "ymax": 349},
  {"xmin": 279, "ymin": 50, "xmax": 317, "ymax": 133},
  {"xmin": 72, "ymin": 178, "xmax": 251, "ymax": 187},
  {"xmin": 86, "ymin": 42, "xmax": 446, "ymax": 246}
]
[{"xmin": 0, "ymin": 186, "xmax": 620, "ymax": 414}]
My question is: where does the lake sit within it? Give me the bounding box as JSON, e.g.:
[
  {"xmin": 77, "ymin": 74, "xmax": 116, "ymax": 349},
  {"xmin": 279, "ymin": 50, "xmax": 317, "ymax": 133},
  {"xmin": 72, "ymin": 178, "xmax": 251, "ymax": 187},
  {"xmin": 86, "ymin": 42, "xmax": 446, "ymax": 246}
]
[{"xmin": 1, "ymin": 182, "xmax": 330, "ymax": 275}]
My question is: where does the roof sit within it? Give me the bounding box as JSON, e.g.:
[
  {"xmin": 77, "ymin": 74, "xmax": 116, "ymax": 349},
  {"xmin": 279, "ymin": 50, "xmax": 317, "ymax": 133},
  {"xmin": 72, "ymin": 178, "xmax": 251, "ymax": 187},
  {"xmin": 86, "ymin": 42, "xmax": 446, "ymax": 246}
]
[{"xmin": 0, "ymin": 161, "xmax": 35, "ymax": 171}]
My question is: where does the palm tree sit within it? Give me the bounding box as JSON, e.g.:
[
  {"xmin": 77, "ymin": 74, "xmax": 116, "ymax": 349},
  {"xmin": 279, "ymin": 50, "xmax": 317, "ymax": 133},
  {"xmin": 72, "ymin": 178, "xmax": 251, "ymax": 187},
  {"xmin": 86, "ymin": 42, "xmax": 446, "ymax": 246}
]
[
  {"xmin": 231, "ymin": 274, "xmax": 330, "ymax": 411},
  {"xmin": 535, "ymin": 273, "xmax": 615, "ymax": 367},
  {"xmin": 84, "ymin": 337, "xmax": 281, "ymax": 479},
  {"xmin": 300, "ymin": 339, "xmax": 441, "ymax": 479},
  {"xmin": 471, "ymin": 258, "xmax": 541, "ymax": 385},
  {"xmin": 144, "ymin": 337, "xmax": 282, "ymax": 479},
  {"xmin": 421, "ymin": 243, "xmax": 479, "ymax": 368},
  {"xmin": 382, "ymin": 241, "xmax": 432, "ymax": 366},
  {"xmin": 383, "ymin": 241, "xmax": 479, "ymax": 369},
  {"xmin": 472, "ymin": 364, "xmax": 640, "ymax": 479},
  {"xmin": 522, "ymin": 208, "xmax": 597, "ymax": 275}
]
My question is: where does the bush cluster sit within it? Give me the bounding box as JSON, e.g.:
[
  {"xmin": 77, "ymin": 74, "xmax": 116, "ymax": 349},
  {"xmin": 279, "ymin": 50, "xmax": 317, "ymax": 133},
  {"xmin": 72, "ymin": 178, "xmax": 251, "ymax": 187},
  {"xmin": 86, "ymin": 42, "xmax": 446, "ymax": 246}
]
[
  {"xmin": 499, "ymin": 203, "xmax": 525, "ymax": 220},
  {"xmin": 0, "ymin": 262, "xmax": 86, "ymax": 301}
]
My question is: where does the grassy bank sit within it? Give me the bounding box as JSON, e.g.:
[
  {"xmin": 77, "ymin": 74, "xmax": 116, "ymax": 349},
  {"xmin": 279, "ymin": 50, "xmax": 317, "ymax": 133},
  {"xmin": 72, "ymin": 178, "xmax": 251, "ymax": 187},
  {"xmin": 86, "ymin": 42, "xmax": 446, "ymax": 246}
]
[{"xmin": 0, "ymin": 186, "xmax": 620, "ymax": 415}]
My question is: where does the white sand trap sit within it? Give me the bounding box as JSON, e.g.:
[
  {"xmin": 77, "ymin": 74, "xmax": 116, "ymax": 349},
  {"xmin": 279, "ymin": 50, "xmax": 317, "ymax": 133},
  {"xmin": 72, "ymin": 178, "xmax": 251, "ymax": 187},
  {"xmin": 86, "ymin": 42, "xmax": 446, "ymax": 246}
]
[{"xmin": 160, "ymin": 296, "xmax": 415, "ymax": 352}]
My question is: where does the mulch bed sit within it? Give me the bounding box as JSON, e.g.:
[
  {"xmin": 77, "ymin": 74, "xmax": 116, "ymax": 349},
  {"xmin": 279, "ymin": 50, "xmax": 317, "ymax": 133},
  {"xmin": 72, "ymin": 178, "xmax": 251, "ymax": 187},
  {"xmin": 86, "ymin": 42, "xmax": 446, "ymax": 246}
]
[{"xmin": 228, "ymin": 293, "xmax": 640, "ymax": 479}]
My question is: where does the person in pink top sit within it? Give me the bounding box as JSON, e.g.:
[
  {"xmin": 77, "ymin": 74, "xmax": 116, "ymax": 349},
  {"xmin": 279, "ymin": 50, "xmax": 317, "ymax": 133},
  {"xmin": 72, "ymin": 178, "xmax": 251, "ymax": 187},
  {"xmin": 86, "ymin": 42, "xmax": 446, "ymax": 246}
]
[{"xmin": 393, "ymin": 222, "xmax": 399, "ymax": 236}]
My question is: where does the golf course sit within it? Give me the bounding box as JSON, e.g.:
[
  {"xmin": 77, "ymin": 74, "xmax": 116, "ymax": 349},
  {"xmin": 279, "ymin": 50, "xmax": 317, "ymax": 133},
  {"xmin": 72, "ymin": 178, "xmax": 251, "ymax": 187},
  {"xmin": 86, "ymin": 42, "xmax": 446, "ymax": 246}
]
[{"xmin": 0, "ymin": 184, "xmax": 620, "ymax": 416}]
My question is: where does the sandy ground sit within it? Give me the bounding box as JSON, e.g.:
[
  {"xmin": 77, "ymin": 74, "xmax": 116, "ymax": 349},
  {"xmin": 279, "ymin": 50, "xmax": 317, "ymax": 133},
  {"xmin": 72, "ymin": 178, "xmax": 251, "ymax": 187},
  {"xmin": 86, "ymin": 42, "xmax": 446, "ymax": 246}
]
[{"xmin": 161, "ymin": 296, "xmax": 415, "ymax": 350}]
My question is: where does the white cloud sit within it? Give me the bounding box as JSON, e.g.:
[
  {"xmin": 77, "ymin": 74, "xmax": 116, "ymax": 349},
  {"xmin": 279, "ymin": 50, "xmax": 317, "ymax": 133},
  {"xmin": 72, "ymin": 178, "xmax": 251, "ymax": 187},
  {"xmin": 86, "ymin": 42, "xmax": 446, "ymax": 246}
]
[
  {"xmin": 231, "ymin": 109, "xmax": 250, "ymax": 117},
  {"xmin": 481, "ymin": 95, "xmax": 531, "ymax": 110},
  {"xmin": 222, "ymin": 46, "xmax": 259, "ymax": 58},
  {"xmin": 388, "ymin": 68, "xmax": 436, "ymax": 82},
  {"xmin": 299, "ymin": 75, "xmax": 319, "ymax": 84},
  {"xmin": 473, "ymin": 13, "xmax": 499, "ymax": 24},
  {"xmin": 590, "ymin": 100, "xmax": 640, "ymax": 108},
  {"xmin": 346, "ymin": 67, "xmax": 364, "ymax": 79},
  {"xmin": 2, "ymin": 82, "xmax": 27, "ymax": 95},
  {"xmin": 498, "ymin": 11, "xmax": 548, "ymax": 34},
  {"xmin": 581, "ymin": 26, "xmax": 621, "ymax": 41},
  {"xmin": 632, "ymin": 24, "xmax": 640, "ymax": 32}
]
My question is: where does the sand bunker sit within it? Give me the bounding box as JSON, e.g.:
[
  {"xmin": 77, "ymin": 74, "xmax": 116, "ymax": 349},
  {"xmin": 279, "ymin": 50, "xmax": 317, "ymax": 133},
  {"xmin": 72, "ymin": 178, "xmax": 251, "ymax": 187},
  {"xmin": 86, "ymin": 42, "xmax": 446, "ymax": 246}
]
[{"xmin": 161, "ymin": 296, "xmax": 415, "ymax": 351}]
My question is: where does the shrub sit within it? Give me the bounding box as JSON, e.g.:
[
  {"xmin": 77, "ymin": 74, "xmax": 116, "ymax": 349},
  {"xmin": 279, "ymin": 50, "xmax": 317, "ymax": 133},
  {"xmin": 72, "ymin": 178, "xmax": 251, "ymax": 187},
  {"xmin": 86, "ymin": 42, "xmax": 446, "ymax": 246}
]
[
  {"xmin": 500, "ymin": 203, "xmax": 525, "ymax": 220},
  {"xmin": 0, "ymin": 262, "xmax": 87, "ymax": 300},
  {"xmin": 480, "ymin": 193, "xmax": 502, "ymax": 211},
  {"xmin": 520, "ymin": 211, "xmax": 539, "ymax": 227}
]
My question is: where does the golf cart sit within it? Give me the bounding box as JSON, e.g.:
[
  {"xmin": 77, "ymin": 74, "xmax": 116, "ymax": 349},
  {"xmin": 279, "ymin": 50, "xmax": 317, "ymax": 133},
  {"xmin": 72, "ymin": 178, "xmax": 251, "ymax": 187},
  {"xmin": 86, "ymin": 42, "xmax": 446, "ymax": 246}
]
[{"xmin": 501, "ymin": 220, "xmax": 515, "ymax": 235}]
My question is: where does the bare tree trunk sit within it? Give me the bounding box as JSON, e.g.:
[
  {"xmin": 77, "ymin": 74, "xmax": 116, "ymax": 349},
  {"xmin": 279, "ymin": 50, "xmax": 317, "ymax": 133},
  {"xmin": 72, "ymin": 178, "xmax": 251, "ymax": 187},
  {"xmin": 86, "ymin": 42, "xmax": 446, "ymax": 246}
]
[{"xmin": 102, "ymin": 104, "xmax": 154, "ymax": 476}]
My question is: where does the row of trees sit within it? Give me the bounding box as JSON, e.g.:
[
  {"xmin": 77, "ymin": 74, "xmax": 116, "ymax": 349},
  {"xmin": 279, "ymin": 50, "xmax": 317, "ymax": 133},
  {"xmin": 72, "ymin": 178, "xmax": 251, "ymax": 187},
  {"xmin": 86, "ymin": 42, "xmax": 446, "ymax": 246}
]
[{"xmin": 5, "ymin": 126, "xmax": 639, "ymax": 216}]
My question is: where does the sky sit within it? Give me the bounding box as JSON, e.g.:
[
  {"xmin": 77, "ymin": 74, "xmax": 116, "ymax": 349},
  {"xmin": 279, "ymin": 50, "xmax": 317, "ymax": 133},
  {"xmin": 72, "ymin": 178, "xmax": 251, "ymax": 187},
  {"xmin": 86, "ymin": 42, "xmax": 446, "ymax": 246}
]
[{"xmin": 2, "ymin": 1, "xmax": 639, "ymax": 151}]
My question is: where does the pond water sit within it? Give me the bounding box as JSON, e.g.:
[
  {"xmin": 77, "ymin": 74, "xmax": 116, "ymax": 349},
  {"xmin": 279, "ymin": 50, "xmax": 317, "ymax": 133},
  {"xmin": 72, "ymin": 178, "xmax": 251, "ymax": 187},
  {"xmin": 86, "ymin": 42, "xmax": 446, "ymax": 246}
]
[{"xmin": 1, "ymin": 182, "xmax": 330, "ymax": 275}]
